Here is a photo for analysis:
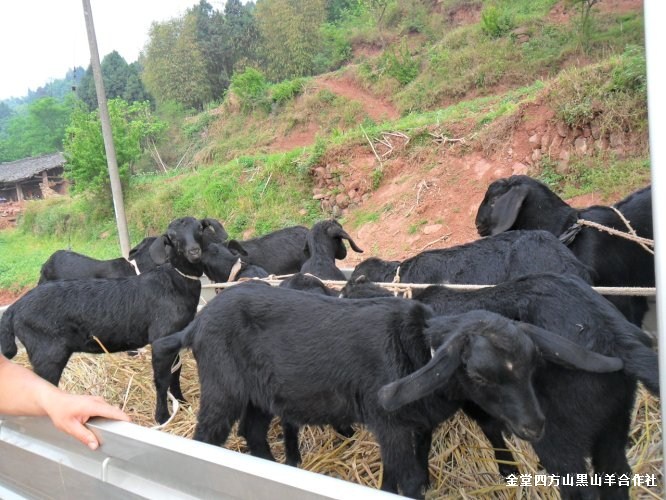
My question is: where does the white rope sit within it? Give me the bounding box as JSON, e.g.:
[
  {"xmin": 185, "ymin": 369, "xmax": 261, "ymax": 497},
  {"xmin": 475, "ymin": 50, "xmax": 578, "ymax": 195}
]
[
  {"xmin": 201, "ymin": 278, "xmax": 656, "ymax": 296},
  {"xmin": 127, "ymin": 258, "xmax": 141, "ymax": 275},
  {"xmin": 149, "ymin": 353, "xmax": 183, "ymax": 430},
  {"xmin": 227, "ymin": 258, "xmax": 243, "ymax": 283},
  {"xmin": 174, "ymin": 267, "xmax": 200, "ymax": 280},
  {"xmin": 150, "ymin": 392, "xmax": 180, "ymax": 431}
]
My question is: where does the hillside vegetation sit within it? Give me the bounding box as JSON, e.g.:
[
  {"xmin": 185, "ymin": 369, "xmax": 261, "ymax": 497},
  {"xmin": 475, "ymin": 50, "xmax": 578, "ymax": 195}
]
[
  {"xmin": 0, "ymin": 2, "xmax": 660, "ymax": 499},
  {"xmin": 1, "ymin": 0, "xmax": 650, "ymax": 292}
]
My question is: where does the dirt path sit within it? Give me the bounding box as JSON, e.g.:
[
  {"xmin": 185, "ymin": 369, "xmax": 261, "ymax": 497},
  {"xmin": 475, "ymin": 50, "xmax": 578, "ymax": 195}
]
[
  {"xmin": 270, "ymin": 74, "xmax": 400, "ymax": 152},
  {"xmin": 318, "ymin": 75, "xmax": 400, "ymax": 122}
]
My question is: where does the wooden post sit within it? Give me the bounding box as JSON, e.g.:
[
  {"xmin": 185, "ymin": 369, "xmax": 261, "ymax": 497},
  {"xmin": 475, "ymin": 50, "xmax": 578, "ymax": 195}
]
[{"xmin": 16, "ymin": 184, "xmax": 24, "ymax": 202}]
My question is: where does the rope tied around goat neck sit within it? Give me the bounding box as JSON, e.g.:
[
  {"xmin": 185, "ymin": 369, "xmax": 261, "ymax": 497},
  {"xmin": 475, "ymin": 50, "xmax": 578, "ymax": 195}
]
[{"xmin": 561, "ymin": 206, "xmax": 654, "ymax": 255}]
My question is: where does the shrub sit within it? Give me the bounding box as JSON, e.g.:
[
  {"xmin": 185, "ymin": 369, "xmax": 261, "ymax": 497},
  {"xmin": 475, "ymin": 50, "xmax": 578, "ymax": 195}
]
[
  {"xmin": 229, "ymin": 68, "xmax": 270, "ymax": 113},
  {"xmin": 182, "ymin": 112, "xmax": 214, "ymax": 139},
  {"xmin": 610, "ymin": 45, "xmax": 646, "ymax": 93},
  {"xmin": 381, "ymin": 42, "xmax": 420, "ymax": 86},
  {"xmin": 270, "ymin": 78, "xmax": 307, "ymax": 105},
  {"xmin": 313, "ymin": 23, "xmax": 353, "ymax": 73},
  {"xmin": 481, "ymin": 5, "xmax": 515, "ymax": 38}
]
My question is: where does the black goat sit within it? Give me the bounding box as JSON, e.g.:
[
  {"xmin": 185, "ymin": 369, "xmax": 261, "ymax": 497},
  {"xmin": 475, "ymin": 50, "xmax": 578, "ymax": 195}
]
[
  {"xmin": 38, "ymin": 250, "xmax": 137, "ymax": 284},
  {"xmin": 475, "ymin": 175, "xmax": 653, "ymax": 325},
  {"xmin": 151, "ymin": 284, "xmax": 622, "ymax": 498},
  {"xmin": 350, "ymin": 230, "xmax": 592, "ymax": 285},
  {"xmin": 238, "ymin": 272, "xmax": 344, "ymax": 467},
  {"xmin": 279, "ymin": 272, "xmax": 337, "ymax": 296},
  {"xmin": 300, "ymin": 219, "xmax": 364, "ymax": 280},
  {"xmin": 234, "ymin": 226, "xmax": 310, "ymax": 275},
  {"xmin": 0, "ymin": 217, "xmax": 208, "ymax": 416},
  {"xmin": 38, "ymin": 217, "xmax": 227, "ymax": 283},
  {"xmin": 201, "ymin": 240, "xmax": 269, "ymax": 283},
  {"xmin": 348, "ymin": 273, "xmax": 657, "ymax": 499}
]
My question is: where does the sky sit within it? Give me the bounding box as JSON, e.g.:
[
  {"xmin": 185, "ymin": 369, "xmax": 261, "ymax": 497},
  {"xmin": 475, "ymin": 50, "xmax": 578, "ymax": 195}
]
[{"xmin": 0, "ymin": 0, "xmax": 226, "ymax": 101}]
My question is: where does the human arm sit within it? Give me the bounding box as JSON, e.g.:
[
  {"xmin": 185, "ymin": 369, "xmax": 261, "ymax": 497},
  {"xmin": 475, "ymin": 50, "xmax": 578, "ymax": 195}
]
[{"xmin": 0, "ymin": 355, "xmax": 130, "ymax": 449}]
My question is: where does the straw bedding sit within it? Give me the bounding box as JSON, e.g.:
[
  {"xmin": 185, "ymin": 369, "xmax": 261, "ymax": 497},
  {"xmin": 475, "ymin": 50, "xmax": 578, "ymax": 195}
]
[{"xmin": 14, "ymin": 347, "xmax": 663, "ymax": 499}]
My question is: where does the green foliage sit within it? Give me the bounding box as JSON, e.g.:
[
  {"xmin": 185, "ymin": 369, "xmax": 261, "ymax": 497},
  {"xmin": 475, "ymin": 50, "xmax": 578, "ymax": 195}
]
[
  {"xmin": 481, "ymin": 5, "xmax": 515, "ymax": 38},
  {"xmin": 63, "ymin": 99, "xmax": 167, "ymax": 201},
  {"xmin": 313, "ymin": 23, "xmax": 353, "ymax": 73},
  {"xmin": 566, "ymin": 0, "xmax": 600, "ymax": 52},
  {"xmin": 398, "ymin": 0, "xmax": 429, "ymax": 35},
  {"xmin": 351, "ymin": 210, "xmax": 380, "ymax": 228},
  {"xmin": 371, "ymin": 167, "xmax": 383, "ymax": 189},
  {"xmin": 561, "ymin": 156, "xmax": 651, "ymax": 198},
  {"xmin": 380, "ymin": 42, "xmax": 419, "ymax": 85},
  {"xmin": 256, "ymin": 0, "xmax": 327, "ymax": 81},
  {"xmin": 0, "ymin": 95, "xmax": 76, "ymax": 162},
  {"xmin": 143, "ymin": 15, "xmax": 214, "ymax": 110},
  {"xmin": 536, "ymin": 154, "xmax": 650, "ymax": 199},
  {"xmin": 408, "ymin": 219, "xmax": 427, "ymax": 234},
  {"xmin": 537, "ymin": 156, "xmax": 564, "ymax": 188},
  {"xmin": 0, "ymin": 0, "xmax": 651, "ymax": 295},
  {"xmin": 229, "ymin": 68, "xmax": 270, "ymax": 112},
  {"xmin": 294, "ymin": 136, "xmax": 328, "ymax": 177},
  {"xmin": 77, "ymin": 52, "xmax": 151, "ymax": 111},
  {"xmin": 270, "ymin": 78, "xmax": 307, "ymax": 105},
  {"xmin": 550, "ymin": 48, "xmax": 647, "ymax": 133},
  {"xmin": 0, "ymin": 222, "xmax": 134, "ymax": 291},
  {"xmin": 219, "ymin": 0, "xmax": 261, "ymax": 83},
  {"xmin": 610, "ymin": 45, "xmax": 646, "ymax": 93},
  {"xmin": 183, "ymin": 112, "xmax": 215, "ymax": 139},
  {"xmin": 317, "ymin": 89, "xmax": 337, "ymax": 104},
  {"xmin": 125, "ymin": 153, "xmax": 322, "ymax": 238}
]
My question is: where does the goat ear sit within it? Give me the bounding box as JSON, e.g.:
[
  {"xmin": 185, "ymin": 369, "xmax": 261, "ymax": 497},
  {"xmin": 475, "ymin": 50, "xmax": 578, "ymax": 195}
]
[
  {"xmin": 227, "ymin": 239, "xmax": 248, "ymax": 256},
  {"xmin": 201, "ymin": 218, "xmax": 229, "ymax": 242},
  {"xmin": 327, "ymin": 225, "xmax": 364, "ymax": 258},
  {"xmin": 519, "ymin": 323, "xmax": 623, "ymax": 373},
  {"xmin": 489, "ymin": 184, "xmax": 530, "ymax": 235},
  {"xmin": 378, "ymin": 333, "xmax": 466, "ymax": 411},
  {"xmin": 148, "ymin": 235, "xmax": 172, "ymax": 265}
]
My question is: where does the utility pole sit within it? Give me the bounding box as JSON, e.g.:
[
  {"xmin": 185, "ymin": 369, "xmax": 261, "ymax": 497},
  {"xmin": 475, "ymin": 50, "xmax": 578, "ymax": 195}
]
[
  {"xmin": 81, "ymin": 0, "xmax": 131, "ymax": 257},
  {"xmin": 644, "ymin": 0, "xmax": 666, "ymax": 484}
]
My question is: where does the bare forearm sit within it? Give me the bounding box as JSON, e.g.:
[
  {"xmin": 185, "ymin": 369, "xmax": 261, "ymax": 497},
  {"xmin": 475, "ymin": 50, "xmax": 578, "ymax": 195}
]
[
  {"xmin": 0, "ymin": 356, "xmax": 59, "ymax": 416},
  {"xmin": 0, "ymin": 356, "xmax": 130, "ymax": 448}
]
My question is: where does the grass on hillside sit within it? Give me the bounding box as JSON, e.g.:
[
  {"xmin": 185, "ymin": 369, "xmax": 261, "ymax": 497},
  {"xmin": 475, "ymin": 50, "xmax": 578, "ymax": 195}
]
[
  {"xmin": 0, "ymin": 230, "xmax": 125, "ymax": 291},
  {"xmin": 4, "ymin": 51, "xmax": 650, "ymax": 292},
  {"xmin": 4, "ymin": 148, "xmax": 325, "ymax": 290},
  {"xmin": 354, "ymin": 0, "xmax": 643, "ymax": 114}
]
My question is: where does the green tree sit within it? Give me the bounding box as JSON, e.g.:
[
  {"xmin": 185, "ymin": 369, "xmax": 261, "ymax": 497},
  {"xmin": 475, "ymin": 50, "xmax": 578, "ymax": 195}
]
[
  {"xmin": 63, "ymin": 99, "xmax": 166, "ymax": 199},
  {"xmin": 143, "ymin": 15, "xmax": 213, "ymax": 109},
  {"xmin": 326, "ymin": 0, "xmax": 359, "ymax": 22},
  {"xmin": 256, "ymin": 0, "xmax": 327, "ymax": 81},
  {"xmin": 190, "ymin": 1, "xmax": 228, "ymax": 98},
  {"xmin": 0, "ymin": 102, "xmax": 13, "ymax": 131},
  {"xmin": 77, "ymin": 53, "xmax": 152, "ymax": 110},
  {"xmin": 0, "ymin": 96, "xmax": 76, "ymax": 162},
  {"xmin": 102, "ymin": 51, "xmax": 130, "ymax": 99},
  {"xmin": 567, "ymin": 0, "xmax": 601, "ymax": 51},
  {"xmin": 123, "ymin": 62, "xmax": 153, "ymax": 104},
  {"xmin": 362, "ymin": 0, "xmax": 391, "ymax": 47},
  {"xmin": 220, "ymin": 0, "xmax": 260, "ymax": 82}
]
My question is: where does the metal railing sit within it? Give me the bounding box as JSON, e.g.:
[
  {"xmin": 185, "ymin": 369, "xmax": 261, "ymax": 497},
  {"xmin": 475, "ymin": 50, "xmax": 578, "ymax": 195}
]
[{"xmin": 0, "ymin": 415, "xmax": 401, "ymax": 499}]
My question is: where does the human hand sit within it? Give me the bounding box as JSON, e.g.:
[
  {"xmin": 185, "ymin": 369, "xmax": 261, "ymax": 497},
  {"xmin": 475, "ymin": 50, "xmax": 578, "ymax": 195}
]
[{"xmin": 42, "ymin": 391, "xmax": 130, "ymax": 450}]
